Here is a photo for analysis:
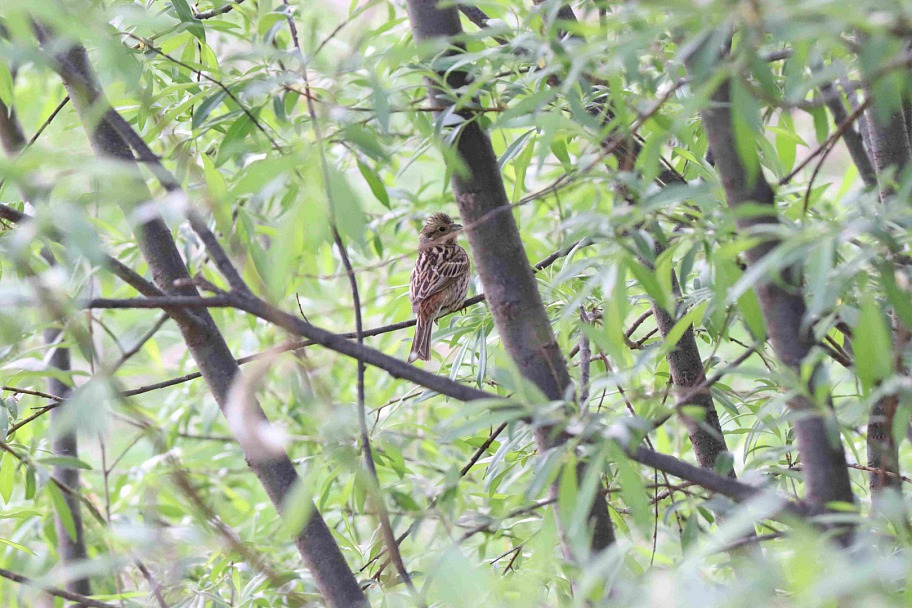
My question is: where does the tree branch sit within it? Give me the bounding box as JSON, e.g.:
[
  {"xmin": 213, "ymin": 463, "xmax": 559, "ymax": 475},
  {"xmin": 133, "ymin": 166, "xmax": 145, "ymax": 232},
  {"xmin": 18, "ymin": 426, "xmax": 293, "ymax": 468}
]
[
  {"xmin": 38, "ymin": 25, "xmax": 367, "ymax": 608},
  {"xmin": 405, "ymin": 0, "xmax": 615, "ymax": 559},
  {"xmin": 194, "ymin": 0, "xmax": 245, "ymax": 20},
  {"xmin": 0, "ymin": 567, "xmax": 117, "ymax": 608},
  {"xmin": 685, "ymin": 44, "xmax": 855, "ymax": 515}
]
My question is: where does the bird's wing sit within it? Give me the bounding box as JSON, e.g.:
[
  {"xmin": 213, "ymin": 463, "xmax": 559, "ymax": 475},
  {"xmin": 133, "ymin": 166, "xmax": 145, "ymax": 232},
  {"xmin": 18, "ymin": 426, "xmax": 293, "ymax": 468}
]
[{"xmin": 410, "ymin": 246, "xmax": 469, "ymax": 306}]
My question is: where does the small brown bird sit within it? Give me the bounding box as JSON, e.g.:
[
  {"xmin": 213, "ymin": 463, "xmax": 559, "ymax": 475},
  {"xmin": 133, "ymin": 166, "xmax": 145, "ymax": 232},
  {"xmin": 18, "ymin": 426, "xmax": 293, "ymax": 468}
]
[{"xmin": 408, "ymin": 212, "xmax": 471, "ymax": 362}]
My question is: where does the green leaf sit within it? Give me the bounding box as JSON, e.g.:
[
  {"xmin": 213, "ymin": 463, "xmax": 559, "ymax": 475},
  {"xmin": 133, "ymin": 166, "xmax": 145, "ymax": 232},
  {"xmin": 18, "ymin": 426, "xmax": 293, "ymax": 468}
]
[
  {"xmin": 773, "ymin": 113, "xmax": 801, "ymax": 175},
  {"xmin": 557, "ymin": 456, "xmax": 578, "ymax": 531},
  {"xmin": 608, "ymin": 444, "xmax": 651, "ymax": 532},
  {"xmin": 498, "ymin": 129, "xmax": 536, "ymax": 169},
  {"xmin": 48, "ymin": 483, "xmax": 77, "ymax": 542},
  {"xmin": 356, "ymin": 160, "xmax": 390, "ymax": 208},
  {"xmin": 0, "ymin": 63, "xmax": 13, "ymax": 106},
  {"xmin": 527, "ymin": 447, "xmax": 564, "ymax": 499},
  {"xmin": 730, "ymin": 79, "xmax": 761, "ymax": 184},
  {"xmin": 0, "ymin": 508, "xmax": 40, "ymax": 519},
  {"xmin": 327, "ymin": 166, "xmax": 366, "ymax": 245},
  {"xmin": 738, "ymin": 289, "xmax": 766, "ymax": 341},
  {"xmin": 550, "ymin": 138, "xmax": 572, "ymax": 173},
  {"xmin": 215, "ymin": 115, "xmax": 255, "ymax": 166},
  {"xmin": 628, "ymin": 258, "xmax": 672, "ymax": 313},
  {"xmin": 201, "ymin": 153, "xmax": 231, "ymax": 235},
  {"xmin": 0, "ymin": 537, "xmax": 35, "ymax": 555},
  {"xmin": 37, "ymin": 456, "xmax": 93, "ymax": 470},
  {"xmin": 192, "ymin": 89, "xmax": 229, "ymax": 130},
  {"xmin": 231, "ymin": 155, "xmax": 297, "ymax": 196},
  {"xmin": 0, "ymin": 454, "xmax": 14, "ymax": 504},
  {"xmin": 881, "ymin": 265, "xmax": 912, "ymax": 329},
  {"xmin": 660, "ymin": 302, "xmax": 708, "ymax": 354},
  {"xmin": 808, "ymin": 105, "xmax": 829, "ymax": 145},
  {"xmin": 343, "ymin": 125, "xmax": 387, "ymax": 161},
  {"xmin": 171, "ymin": 0, "xmax": 206, "ymax": 42},
  {"xmin": 854, "ymin": 296, "xmax": 892, "ymax": 395},
  {"xmin": 512, "ymin": 132, "xmax": 536, "ymax": 203}
]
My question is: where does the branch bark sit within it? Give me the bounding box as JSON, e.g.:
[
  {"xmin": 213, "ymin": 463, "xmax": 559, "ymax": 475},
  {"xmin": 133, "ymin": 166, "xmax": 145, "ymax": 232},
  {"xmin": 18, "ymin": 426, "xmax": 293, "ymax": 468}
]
[
  {"xmin": 44, "ymin": 330, "xmax": 93, "ymax": 602},
  {"xmin": 863, "ymin": 78, "xmax": 912, "ymax": 499},
  {"xmin": 820, "ymin": 82, "xmax": 877, "ymax": 188},
  {"xmin": 38, "ymin": 29, "xmax": 367, "ymax": 608},
  {"xmin": 0, "ymin": 567, "xmax": 116, "ymax": 608},
  {"xmin": 2, "ymin": 86, "xmax": 93, "ymax": 601},
  {"xmin": 686, "ymin": 49, "xmax": 855, "ymax": 515},
  {"xmin": 517, "ymin": 1, "xmax": 733, "ymax": 476},
  {"xmin": 405, "ymin": 0, "xmax": 615, "ymax": 557},
  {"xmin": 651, "ymin": 293, "xmax": 731, "ymax": 474}
]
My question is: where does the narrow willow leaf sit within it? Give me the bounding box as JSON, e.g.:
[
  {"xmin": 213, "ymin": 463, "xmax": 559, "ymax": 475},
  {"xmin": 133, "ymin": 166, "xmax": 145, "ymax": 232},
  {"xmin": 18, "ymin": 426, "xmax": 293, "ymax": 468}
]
[
  {"xmin": 0, "ymin": 454, "xmax": 14, "ymax": 504},
  {"xmin": 855, "ymin": 296, "xmax": 893, "ymax": 395},
  {"xmin": 0, "ymin": 537, "xmax": 35, "ymax": 555},
  {"xmin": 171, "ymin": 0, "xmax": 206, "ymax": 42},
  {"xmin": 356, "ymin": 160, "xmax": 390, "ymax": 208},
  {"xmin": 48, "ymin": 483, "xmax": 77, "ymax": 542}
]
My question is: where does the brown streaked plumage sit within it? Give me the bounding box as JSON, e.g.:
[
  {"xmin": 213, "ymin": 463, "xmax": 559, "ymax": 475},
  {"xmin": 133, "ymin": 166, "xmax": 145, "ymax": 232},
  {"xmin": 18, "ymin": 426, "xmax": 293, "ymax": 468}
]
[{"xmin": 408, "ymin": 212, "xmax": 471, "ymax": 362}]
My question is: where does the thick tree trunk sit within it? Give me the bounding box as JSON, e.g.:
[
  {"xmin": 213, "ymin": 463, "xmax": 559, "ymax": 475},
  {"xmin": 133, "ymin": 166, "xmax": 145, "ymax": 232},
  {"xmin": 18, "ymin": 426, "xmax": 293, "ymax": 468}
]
[
  {"xmin": 40, "ymin": 35, "xmax": 367, "ymax": 608},
  {"xmin": 405, "ymin": 0, "xmax": 615, "ymax": 556},
  {"xmin": 687, "ymin": 60, "xmax": 855, "ymax": 513}
]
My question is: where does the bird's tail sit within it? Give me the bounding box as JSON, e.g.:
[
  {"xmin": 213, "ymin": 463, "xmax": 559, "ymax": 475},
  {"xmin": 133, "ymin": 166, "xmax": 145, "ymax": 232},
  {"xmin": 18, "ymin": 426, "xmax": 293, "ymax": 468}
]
[{"xmin": 409, "ymin": 318, "xmax": 432, "ymax": 362}]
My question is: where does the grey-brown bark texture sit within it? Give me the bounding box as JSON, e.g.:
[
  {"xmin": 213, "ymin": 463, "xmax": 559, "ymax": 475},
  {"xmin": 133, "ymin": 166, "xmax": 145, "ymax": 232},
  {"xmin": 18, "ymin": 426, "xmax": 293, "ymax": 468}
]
[
  {"xmin": 405, "ymin": 0, "xmax": 615, "ymax": 554},
  {"xmin": 864, "ymin": 89, "xmax": 912, "ymax": 495},
  {"xmin": 651, "ymin": 292, "xmax": 730, "ymax": 474},
  {"xmin": 39, "ymin": 33, "xmax": 367, "ymax": 608},
  {"xmin": 865, "ymin": 100, "xmax": 912, "ymax": 201},
  {"xmin": 821, "ymin": 83, "xmax": 877, "ymax": 188},
  {"xmin": 687, "ymin": 57, "xmax": 855, "ymax": 511},
  {"xmin": 44, "ymin": 332, "xmax": 93, "ymax": 603},
  {"xmin": 545, "ymin": 2, "xmax": 733, "ymax": 474},
  {"xmin": 2, "ymin": 94, "xmax": 93, "ymax": 601}
]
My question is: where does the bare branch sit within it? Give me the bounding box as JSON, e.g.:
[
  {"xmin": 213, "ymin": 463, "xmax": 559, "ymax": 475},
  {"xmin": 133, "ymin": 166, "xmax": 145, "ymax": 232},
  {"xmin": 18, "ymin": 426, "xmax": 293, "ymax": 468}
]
[
  {"xmin": 0, "ymin": 567, "xmax": 118, "ymax": 608},
  {"xmin": 287, "ymin": 1, "xmax": 415, "ymax": 590},
  {"xmin": 194, "ymin": 0, "xmax": 245, "ymax": 19}
]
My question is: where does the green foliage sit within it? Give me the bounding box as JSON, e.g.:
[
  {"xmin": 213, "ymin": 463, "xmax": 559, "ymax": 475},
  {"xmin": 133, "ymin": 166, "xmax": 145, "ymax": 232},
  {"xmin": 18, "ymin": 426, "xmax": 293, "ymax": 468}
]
[{"xmin": 0, "ymin": 0, "xmax": 911, "ymax": 607}]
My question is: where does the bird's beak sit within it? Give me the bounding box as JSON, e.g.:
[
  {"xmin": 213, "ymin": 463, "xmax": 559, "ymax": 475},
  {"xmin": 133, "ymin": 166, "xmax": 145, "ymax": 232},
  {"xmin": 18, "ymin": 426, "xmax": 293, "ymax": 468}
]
[{"xmin": 453, "ymin": 223, "xmax": 463, "ymax": 232}]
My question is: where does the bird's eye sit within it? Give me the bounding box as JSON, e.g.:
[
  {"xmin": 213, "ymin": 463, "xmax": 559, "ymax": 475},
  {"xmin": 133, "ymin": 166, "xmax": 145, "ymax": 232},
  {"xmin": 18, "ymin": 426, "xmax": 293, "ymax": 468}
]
[{"xmin": 438, "ymin": 226, "xmax": 446, "ymax": 232}]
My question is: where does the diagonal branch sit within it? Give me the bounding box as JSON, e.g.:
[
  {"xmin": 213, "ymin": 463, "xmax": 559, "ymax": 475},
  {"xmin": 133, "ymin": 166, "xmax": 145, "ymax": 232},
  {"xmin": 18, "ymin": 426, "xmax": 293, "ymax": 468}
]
[
  {"xmin": 38, "ymin": 24, "xmax": 368, "ymax": 608},
  {"xmin": 685, "ymin": 41, "xmax": 855, "ymax": 517},
  {"xmin": 0, "ymin": 567, "xmax": 117, "ymax": 608}
]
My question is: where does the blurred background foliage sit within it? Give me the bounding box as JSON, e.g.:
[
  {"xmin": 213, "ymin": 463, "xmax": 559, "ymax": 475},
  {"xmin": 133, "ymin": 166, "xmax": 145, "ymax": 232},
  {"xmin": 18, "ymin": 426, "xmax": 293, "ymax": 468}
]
[{"xmin": 0, "ymin": 0, "xmax": 911, "ymax": 606}]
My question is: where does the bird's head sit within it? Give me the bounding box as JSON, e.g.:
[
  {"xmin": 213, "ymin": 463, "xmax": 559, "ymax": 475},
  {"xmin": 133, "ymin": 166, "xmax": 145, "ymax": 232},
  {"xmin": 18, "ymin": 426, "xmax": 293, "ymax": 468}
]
[{"xmin": 418, "ymin": 212, "xmax": 463, "ymax": 250}]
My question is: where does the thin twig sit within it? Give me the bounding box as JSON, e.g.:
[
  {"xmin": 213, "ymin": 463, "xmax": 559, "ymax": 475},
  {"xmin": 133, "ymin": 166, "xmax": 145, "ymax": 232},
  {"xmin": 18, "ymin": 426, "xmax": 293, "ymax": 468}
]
[
  {"xmin": 287, "ymin": 2, "xmax": 416, "ymax": 592},
  {"xmin": 119, "ymin": 243, "xmax": 584, "ymax": 398},
  {"xmin": 578, "ymin": 308, "xmax": 592, "ymax": 406},
  {"xmin": 122, "ymin": 32, "xmax": 281, "ymax": 150},
  {"xmin": 187, "ymin": 213, "xmax": 250, "ymax": 294},
  {"xmin": 0, "ymin": 567, "xmax": 119, "ymax": 608},
  {"xmin": 111, "ymin": 313, "xmax": 169, "ymax": 372},
  {"xmin": 194, "ymin": 0, "xmax": 245, "ymax": 19},
  {"xmin": 460, "ymin": 422, "xmax": 508, "ymax": 477},
  {"xmin": 778, "ymin": 97, "xmax": 871, "ymax": 186}
]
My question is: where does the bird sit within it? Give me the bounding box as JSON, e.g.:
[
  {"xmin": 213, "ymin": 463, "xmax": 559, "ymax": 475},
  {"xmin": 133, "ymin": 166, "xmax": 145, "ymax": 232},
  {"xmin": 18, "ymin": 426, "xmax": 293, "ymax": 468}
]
[{"xmin": 408, "ymin": 212, "xmax": 471, "ymax": 362}]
